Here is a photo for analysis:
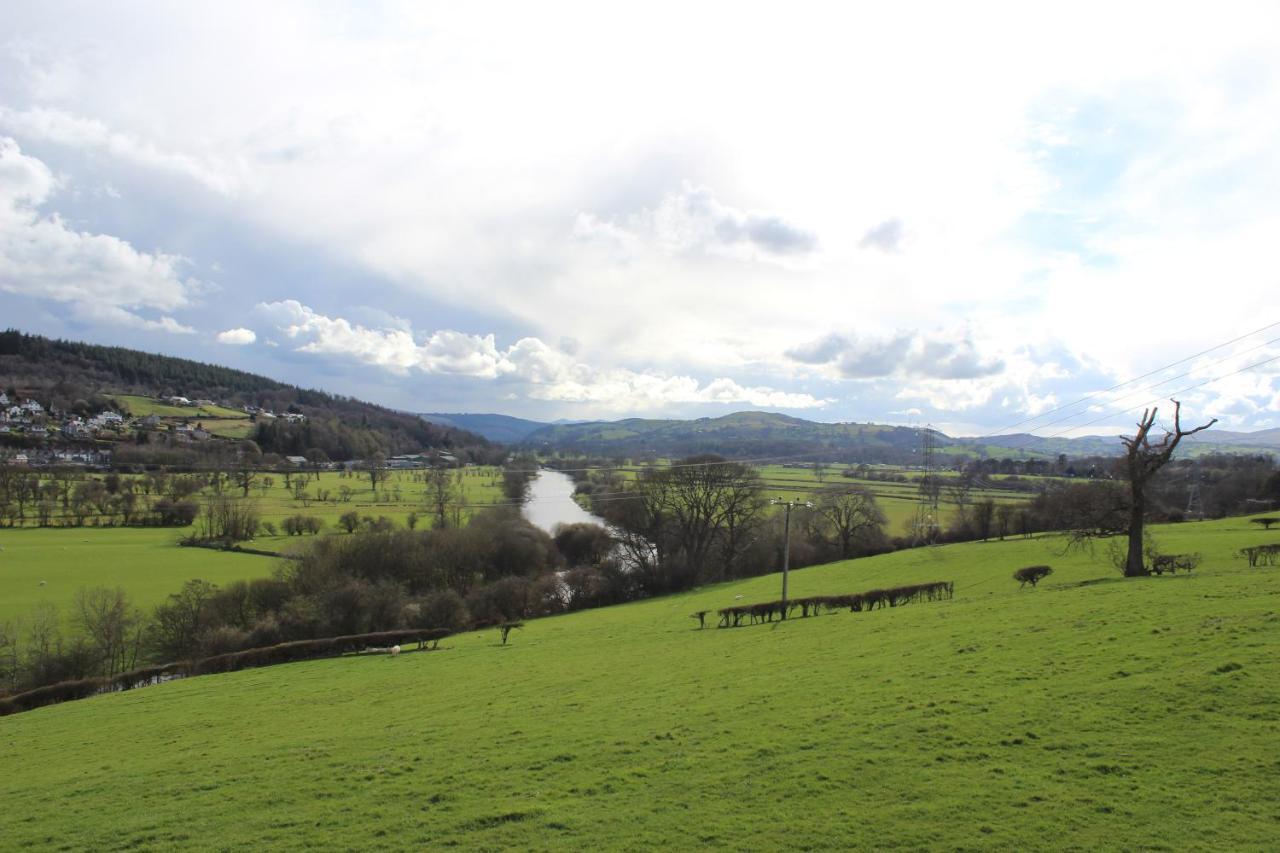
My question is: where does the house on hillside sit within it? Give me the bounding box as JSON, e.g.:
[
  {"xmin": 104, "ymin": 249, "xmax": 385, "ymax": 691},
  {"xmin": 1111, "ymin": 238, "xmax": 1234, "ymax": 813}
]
[
  {"xmin": 0, "ymin": 391, "xmax": 8, "ymax": 406},
  {"xmin": 168, "ymin": 396, "xmax": 192, "ymax": 406},
  {"xmin": 21, "ymin": 400, "xmax": 43, "ymax": 415},
  {"xmin": 9, "ymin": 453, "xmax": 28, "ymax": 466},
  {"xmin": 194, "ymin": 399, "xmax": 215, "ymax": 408},
  {"xmin": 285, "ymin": 455, "xmax": 309, "ymax": 466},
  {"xmin": 140, "ymin": 414, "xmax": 163, "ymax": 429},
  {"xmin": 62, "ymin": 420, "xmax": 91, "ymax": 439}
]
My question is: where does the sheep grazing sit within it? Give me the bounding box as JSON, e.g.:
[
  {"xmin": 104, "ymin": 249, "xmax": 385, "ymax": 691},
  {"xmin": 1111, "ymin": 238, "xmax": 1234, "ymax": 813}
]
[{"xmin": 389, "ymin": 645, "xmax": 401, "ymax": 656}]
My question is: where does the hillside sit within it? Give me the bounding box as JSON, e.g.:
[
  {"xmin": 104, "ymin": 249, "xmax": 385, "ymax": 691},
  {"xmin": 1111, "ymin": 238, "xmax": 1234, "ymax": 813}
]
[
  {"xmin": 2, "ymin": 517, "xmax": 1276, "ymax": 849},
  {"xmin": 0, "ymin": 330, "xmax": 497, "ymax": 463},
  {"xmin": 517, "ymin": 410, "xmax": 1280, "ymax": 462},
  {"xmin": 522, "ymin": 411, "xmax": 937, "ymax": 462},
  {"xmin": 419, "ymin": 412, "xmax": 550, "ymax": 443}
]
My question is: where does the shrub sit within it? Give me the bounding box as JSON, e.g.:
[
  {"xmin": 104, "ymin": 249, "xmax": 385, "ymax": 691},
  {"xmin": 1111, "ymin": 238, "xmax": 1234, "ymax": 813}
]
[
  {"xmin": 1151, "ymin": 553, "xmax": 1200, "ymax": 575},
  {"xmin": 198, "ymin": 625, "xmax": 252, "ymax": 658},
  {"xmin": 1013, "ymin": 565, "xmax": 1053, "ymax": 588},
  {"xmin": 0, "ymin": 677, "xmax": 106, "ymax": 716},
  {"xmin": 415, "ymin": 589, "xmax": 470, "ymax": 633}
]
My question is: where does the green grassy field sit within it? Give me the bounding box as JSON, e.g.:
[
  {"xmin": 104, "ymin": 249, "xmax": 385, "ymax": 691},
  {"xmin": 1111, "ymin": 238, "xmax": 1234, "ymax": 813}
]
[
  {"xmin": 111, "ymin": 395, "xmax": 248, "ymax": 420},
  {"xmin": 0, "ymin": 527, "xmax": 276, "ymax": 625},
  {"xmin": 235, "ymin": 467, "xmax": 506, "ymax": 531},
  {"xmin": 0, "ymin": 468, "xmax": 507, "ymax": 621},
  {"xmin": 752, "ymin": 464, "xmax": 1033, "ymax": 534},
  {"xmin": 2, "ymin": 516, "xmax": 1277, "ymax": 849}
]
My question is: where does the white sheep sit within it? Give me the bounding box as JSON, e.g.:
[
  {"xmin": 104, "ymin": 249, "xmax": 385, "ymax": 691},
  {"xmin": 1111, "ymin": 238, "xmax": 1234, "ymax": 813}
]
[{"xmin": 389, "ymin": 645, "xmax": 401, "ymax": 657}]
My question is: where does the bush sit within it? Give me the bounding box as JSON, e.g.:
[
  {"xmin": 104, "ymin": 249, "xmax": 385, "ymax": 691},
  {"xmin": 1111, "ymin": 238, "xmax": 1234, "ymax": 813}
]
[
  {"xmin": 198, "ymin": 625, "xmax": 252, "ymax": 657},
  {"xmin": 0, "ymin": 677, "xmax": 106, "ymax": 716},
  {"xmin": 467, "ymin": 576, "xmax": 532, "ymax": 626},
  {"xmin": 415, "ymin": 589, "xmax": 470, "ymax": 633},
  {"xmin": 1013, "ymin": 565, "xmax": 1053, "ymax": 588}
]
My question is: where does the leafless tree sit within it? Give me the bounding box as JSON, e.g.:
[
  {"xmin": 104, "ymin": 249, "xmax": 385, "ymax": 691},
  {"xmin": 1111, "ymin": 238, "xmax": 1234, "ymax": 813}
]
[
  {"xmin": 1118, "ymin": 401, "xmax": 1215, "ymax": 576},
  {"xmin": 74, "ymin": 586, "xmax": 142, "ymax": 676},
  {"xmin": 426, "ymin": 466, "xmax": 459, "ymax": 529},
  {"xmin": 816, "ymin": 487, "xmax": 887, "ymax": 558}
]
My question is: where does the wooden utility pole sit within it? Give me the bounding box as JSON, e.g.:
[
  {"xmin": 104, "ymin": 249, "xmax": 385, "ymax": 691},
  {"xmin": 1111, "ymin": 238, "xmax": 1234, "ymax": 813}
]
[{"xmin": 771, "ymin": 498, "xmax": 813, "ymax": 616}]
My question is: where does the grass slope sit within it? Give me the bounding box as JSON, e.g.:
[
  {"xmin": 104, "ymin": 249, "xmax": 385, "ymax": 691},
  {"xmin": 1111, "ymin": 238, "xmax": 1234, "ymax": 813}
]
[{"xmin": 2, "ymin": 519, "xmax": 1278, "ymax": 850}]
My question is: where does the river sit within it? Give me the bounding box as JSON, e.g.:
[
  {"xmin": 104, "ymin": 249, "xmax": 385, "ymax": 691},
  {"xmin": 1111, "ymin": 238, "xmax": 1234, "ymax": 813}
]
[{"xmin": 521, "ymin": 469, "xmax": 609, "ymax": 533}]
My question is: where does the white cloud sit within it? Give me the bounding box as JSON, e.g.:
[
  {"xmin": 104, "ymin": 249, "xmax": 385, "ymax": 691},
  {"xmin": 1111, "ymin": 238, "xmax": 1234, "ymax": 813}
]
[
  {"xmin": 576, "ymin": 181, "xmax": 817, "ymax": 262},
  {"xmin": 0, "ymin": 106, "xmax": 238, "ymax": 195},
  {"xmin": 2, "ymin": 5, "xmax": 1279, "ymax": 424},
  {"xmin": 216, "ymin": 327, "xmax": 256, "ymax": 345},
  {"xmin": 786, "ymin": 328, "xmax": 1005, "ymax": 381},
  {"xmin": 0, "ymin": 136, "xmax": 199, "ymax": 332},
  {"xmin": 256, "ymin": 300, "xmax": 828, "ymax": 411}
]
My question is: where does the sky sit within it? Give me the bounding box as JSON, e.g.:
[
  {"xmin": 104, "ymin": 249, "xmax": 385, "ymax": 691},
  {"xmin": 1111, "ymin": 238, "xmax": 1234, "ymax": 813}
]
[{"xmin": 2, "ymin": 1, "xmax": 1279, "ymax": 436}]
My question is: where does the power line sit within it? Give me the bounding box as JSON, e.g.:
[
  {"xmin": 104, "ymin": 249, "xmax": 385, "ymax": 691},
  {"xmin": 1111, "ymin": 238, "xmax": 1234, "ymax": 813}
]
[
  {"xmin": 1034, "ymin": 350, "xmax": 1280, "ymax": 442},
  {"xmin": 977, "ymin": 319, "xmax": 1280, "ymax": 439},
  {"xmin": 983, "ymin": 340, "xmax": 1280, "ymax": 453}
]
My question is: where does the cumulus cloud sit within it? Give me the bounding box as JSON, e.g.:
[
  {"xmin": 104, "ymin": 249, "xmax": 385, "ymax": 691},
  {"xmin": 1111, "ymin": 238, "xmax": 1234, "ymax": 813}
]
[
  {"xmin": 785, "ymin": 329, "xmax": 1004, "ymax": 381},
  {"xmin": 576, "ymin": 182, "xmax": 816, "ymax": 261},
  {"xmin": 256, "ymin": 300, "xmax": 829, "ymax": 411},
  {"xmin": 0, "ymin": 107, "xmax": 237, "ymax": 195},
  {"xmin": 216, "ymin": 327, "xmax": 256, "ymax": 345},
  {"xmin": 0, "ymin": 136, "xmax": 200, "ymax": 332}
]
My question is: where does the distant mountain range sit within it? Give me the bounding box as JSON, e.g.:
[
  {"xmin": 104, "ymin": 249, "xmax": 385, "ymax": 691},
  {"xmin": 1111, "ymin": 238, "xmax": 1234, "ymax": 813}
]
[
  {"xmin": 420, "ymin": 410, "xmax": 1280, "ymax": 461},
  {"xmin": 419, "ymin": 413, "xmax": 551, "ymax": 443}
]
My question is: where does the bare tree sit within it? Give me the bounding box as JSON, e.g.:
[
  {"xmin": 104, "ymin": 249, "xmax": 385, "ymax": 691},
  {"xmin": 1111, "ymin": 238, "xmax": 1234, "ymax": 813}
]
[
  {"xmin": 1118, "ymin": 400, "xmax": 1215, "ymax": 576},
  {"xmin": 233, "ymin": 463, "xmax": 257, "ymax": 498},
  {"xmin": 366, "ymin": 452, "xmax": 387, "ymax": 494},
  {"xmin": 0, "ymin": 619, "xmax": 18, "ymax": 693},
  {"xmin": 74, "ymin": 586, "xmax": 142, "ymax": 675},
  {"xmin": 946, "ymin": 473, "xmax": 976, "ymax": 526},
  {"xmin": 426, "ymin": 466, "xmax": 459, "ymax": 529},
  {"xmin": 631, "ymin": 456, "xmax": 763, "ymax": 586},
  {"xmin": 816, "ymin": 487, "xmax": 887, "ymax": 558}
]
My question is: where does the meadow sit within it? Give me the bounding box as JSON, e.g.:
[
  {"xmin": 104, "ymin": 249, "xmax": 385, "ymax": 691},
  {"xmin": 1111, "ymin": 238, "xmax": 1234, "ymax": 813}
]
[
  {"xmin": 0, "ymin": 467, "xmax": 507, "ymax": 623},
  {"xmin": 0, "ymin": 527, "xmax": 274, "ymax": 625},
  {"xmin": 1, "ymin": 516, "xmax": 1276, "ymax": 850}
]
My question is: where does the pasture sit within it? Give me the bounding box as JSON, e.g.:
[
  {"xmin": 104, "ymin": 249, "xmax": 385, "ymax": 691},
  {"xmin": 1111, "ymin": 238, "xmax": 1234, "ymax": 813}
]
[
  {"xmin": 2, "ymin": 516, "xmax": 1277, "ymax": 849},
  {"xmin": 110, "ymin": 395, "xmax": 249, "ymax": 421},
  {"xmin": 0, "ymin": 527, "xmax": 274, "ymax": 625}
]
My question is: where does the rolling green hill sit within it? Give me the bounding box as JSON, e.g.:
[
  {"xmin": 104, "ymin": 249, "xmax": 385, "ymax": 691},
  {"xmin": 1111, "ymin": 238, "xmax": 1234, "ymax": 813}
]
[
  {"xmin": 522, "ymin": 411, "xmax": 936, "ymax": 463},
  {"xmin": 518, "ymin": 410, "xmax": 1279, "ymax": 463},
  {"xmin": 2, "ymin": 516, "xmax": 1277, "ymax": 849}
]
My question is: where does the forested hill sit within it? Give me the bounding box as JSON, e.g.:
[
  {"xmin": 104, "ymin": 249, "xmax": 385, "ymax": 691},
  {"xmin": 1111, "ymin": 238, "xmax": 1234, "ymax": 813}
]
[
  {"xmin": 518, "ymin": 410, "xmax": 1280, "ymax": 462},
  {"xmin": 520, "ymin": 411, "xmax": 940, "ymax": 463},
  {"xmin": 0, "ymin": 330, "xmax": 498, "ymax": 462}
]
